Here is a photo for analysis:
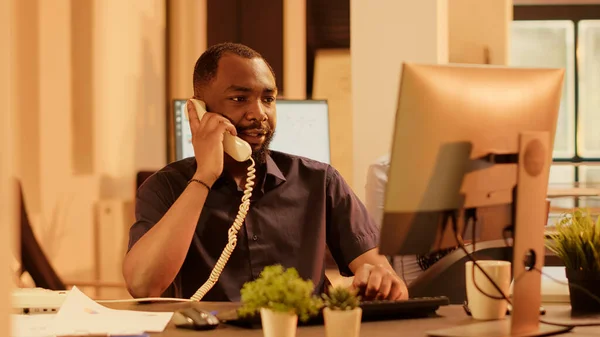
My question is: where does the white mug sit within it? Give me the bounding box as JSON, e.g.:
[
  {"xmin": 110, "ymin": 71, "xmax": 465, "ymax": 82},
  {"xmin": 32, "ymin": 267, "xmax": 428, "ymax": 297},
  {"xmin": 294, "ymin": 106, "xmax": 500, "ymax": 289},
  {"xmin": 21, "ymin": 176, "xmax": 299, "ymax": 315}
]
[{"xmin": 465, "ymin": 260, "xmax": 511, "ymax": 320}]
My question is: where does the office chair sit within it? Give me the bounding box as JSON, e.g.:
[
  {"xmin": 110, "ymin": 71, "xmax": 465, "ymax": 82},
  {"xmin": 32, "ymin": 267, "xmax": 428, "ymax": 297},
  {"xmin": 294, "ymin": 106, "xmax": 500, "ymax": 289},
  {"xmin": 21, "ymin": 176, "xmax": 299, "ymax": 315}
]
[
  {"xmin": 407, "ymin": 240, "xmax": 512, "ymax": 304},
  {"xmin": 19, "ymin": 182, "xmax": 67, "ymax": 291}
]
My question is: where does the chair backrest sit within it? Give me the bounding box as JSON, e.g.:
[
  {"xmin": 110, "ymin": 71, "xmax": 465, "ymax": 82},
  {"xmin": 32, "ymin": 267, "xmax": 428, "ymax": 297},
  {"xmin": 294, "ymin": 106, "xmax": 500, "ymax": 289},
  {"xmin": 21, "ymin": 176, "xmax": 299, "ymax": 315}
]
[
  {"xmin": 407, "ymin": 240, "xmax": 512, "ymax": 304},
  {"xmin": 19, "ymin": 183, "xmax": 66, "ymax": 290}
]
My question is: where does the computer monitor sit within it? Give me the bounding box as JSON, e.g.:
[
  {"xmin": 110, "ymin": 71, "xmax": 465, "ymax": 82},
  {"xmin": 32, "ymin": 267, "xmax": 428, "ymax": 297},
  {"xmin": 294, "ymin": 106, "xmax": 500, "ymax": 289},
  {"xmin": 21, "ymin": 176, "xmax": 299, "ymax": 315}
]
[
  {"xmin": 172, "ymin": 99, "xmax": 331, "ymax": 163},
  {"xmin": 380, "ymin": 63, "xmax": 563, "ymax": 254},
  {"xmin": 380, "ymin": 63, "xmax": 565, "ymax": 336},
  {"xmin": 172, "ymin": 99, "xmax": 194, "ymax": 162}
]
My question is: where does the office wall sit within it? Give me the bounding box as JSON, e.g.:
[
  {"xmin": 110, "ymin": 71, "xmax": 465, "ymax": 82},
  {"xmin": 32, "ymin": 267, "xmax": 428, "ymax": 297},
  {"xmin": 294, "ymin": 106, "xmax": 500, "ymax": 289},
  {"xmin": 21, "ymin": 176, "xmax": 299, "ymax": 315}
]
[
  {"xmin": 12, "ymin": 0, "xmax": 166, "ymax": 292},
  {"xmin": 350, "ymin": 0, "xmax": 449, "ymax": 200},
  {"xmin": 312, "ymin": 49, "xmax": 353, "ymax": 188},
  {"xmin": 13, "ymin": 0, "xmax": 41, "ymax": 215},
  {"xmin": 167, "ymin": 0, "xmax": 207, "ymax": 162},
  {"xmin": 283, "ymin": 0, "xmax": 307, "ymax": 99},
  {"xmin": 449, "ymin": 0, "xmax": 512, "ymax": 65},
  {"xmin": 1, "ymin": 0, "xmax": 16, "ymax": 332},
  {"xmin": 168, "ymin": 0, "xmax": 207, "ymax": 102},
  {"xmin": 92, "ymin": 0, "xmax": 166, "ymax": 194}
]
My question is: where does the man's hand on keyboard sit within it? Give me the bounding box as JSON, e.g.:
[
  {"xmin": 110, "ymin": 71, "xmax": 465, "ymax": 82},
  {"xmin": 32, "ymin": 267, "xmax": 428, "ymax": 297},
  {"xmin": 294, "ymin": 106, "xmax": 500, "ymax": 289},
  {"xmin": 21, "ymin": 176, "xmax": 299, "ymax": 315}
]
[{"xmin": 350, "ymin": 263, "xmax": 408, "ymax": 301}]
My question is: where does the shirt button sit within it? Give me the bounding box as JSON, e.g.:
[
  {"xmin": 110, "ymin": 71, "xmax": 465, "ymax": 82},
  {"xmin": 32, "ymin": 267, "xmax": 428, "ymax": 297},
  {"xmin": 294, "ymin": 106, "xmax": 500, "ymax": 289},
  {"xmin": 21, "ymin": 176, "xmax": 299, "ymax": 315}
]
[{"xmin": 252, "ymin": 235, "xmax": 258, "ymax": 241}]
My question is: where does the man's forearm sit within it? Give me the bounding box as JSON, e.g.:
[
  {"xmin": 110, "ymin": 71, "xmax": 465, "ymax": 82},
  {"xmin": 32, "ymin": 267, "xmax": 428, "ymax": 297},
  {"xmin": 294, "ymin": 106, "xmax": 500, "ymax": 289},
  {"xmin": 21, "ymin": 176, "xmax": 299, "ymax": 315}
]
[
  {"xmin": 349, "ymin": 248, "xmax": 396, "ymax": 274},
  {"xmin": 123, "ymin": 183, "xmax": 209, "ymax": 298}
]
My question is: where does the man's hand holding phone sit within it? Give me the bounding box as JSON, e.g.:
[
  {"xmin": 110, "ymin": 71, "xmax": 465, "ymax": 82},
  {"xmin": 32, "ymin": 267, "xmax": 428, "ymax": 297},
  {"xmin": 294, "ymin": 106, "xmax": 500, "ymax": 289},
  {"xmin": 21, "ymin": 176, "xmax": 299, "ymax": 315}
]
[{"xmin": 187, "ymin": 100, "xmax": 237, "ymax": 186}]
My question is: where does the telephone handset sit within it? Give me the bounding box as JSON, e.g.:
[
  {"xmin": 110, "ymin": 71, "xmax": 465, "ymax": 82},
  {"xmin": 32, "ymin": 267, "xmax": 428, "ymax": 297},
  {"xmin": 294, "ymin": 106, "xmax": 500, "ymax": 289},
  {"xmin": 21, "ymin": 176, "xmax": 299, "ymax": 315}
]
[
  {"xmin": 185, "ymin": 98, "xmax": 256, "ymax": 301},
  {"xmin": 186, "ymin": 99, "xmax": 252, "ymax": 162}
]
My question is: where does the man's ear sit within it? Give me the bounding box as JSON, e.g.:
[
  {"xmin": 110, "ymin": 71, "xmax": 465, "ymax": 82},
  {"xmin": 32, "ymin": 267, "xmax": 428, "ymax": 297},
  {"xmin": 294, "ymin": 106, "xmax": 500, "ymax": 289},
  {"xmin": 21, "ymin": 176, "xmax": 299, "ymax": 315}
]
[
  {"xmin": 192, "ymin": 85, "xmax": 206, "ymax": 101},
  {"xmin": 192, "ymin": 92, "xmax": 210, "ymax": 112}
]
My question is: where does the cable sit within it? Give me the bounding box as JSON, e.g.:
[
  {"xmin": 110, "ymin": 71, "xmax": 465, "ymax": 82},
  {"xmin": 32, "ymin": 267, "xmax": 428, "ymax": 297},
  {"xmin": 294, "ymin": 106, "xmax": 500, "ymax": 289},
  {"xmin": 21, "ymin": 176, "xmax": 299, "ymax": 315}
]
[
  {"xmin": 533, "ymin": 266, "xmax": 600, "ymax": 308},
  {"xmin": 460, "ymin": 211, "xmax": 546, "ymax": 304},
  {"xmin": 459, "ymin": 209, "xmax": 600, "ymax": 328},
  {"xmin": 97, "ymin": 297, "xmax": 191, "ymax": 304},
  {"xmin": 455, "ymin": 210, "xmax": 509, "ymax": 302},
  {"xmin": 534, "ymin": 267, "xmax": 600, "ymax": 305},
  {"xmin": 190, "ymin": 158, "xmax": 256, "ymax": 301},
  {"xmin": 532, "ymin": 266, "xmax": 600, "ymax": 328},
  {"xmin": 539, "ymin": 320, "xmax": 600, "ymax": 328},
  {"xmin": 457, "ymin": 236, "xmax": 511, "ymax": 303},
  {"xmin": 465, "ymin": 209, "xmax": 506, "ymax": 301},
  {"xmin": 99, "ymin": 159, "xmax": 256, "ymax": 304}
]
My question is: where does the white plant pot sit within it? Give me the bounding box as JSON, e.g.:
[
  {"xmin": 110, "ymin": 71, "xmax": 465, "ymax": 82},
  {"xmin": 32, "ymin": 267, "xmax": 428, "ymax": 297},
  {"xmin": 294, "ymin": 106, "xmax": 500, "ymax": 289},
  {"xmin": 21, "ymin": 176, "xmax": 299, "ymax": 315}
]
[
  {"xmin": 260, "ymin": 307, "xmax": 298, "ymax": 337},
  {"xmin": 323, "ymin": 307, "xmax": 362, "ymax": 337}
]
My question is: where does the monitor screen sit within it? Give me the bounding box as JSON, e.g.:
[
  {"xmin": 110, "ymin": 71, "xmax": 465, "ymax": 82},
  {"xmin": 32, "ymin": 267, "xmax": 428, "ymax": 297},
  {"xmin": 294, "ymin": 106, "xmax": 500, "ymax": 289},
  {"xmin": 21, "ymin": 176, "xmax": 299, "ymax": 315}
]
[
  {"xmin": 173, "ymin": 99, "xmax": 194, "ymax": 161},
  {"xmin": 172, "ymin": 99, "xmax": 331, "ymax": 163}
]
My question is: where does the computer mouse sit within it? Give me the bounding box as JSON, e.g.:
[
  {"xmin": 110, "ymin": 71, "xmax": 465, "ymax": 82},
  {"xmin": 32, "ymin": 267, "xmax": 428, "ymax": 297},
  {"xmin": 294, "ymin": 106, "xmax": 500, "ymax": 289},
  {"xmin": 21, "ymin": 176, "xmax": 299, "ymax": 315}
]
[{"xmin": 172, "ymin": 307, "xmax": 220, "ymax": 330}]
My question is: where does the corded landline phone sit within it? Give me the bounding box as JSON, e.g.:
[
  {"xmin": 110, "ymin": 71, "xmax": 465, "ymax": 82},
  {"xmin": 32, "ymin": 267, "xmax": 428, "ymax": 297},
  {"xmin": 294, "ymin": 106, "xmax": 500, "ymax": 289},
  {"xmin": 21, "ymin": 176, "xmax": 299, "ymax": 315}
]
[{"xmin": 186, "ymin": 98, "xmax": 256, "ymax": 301}]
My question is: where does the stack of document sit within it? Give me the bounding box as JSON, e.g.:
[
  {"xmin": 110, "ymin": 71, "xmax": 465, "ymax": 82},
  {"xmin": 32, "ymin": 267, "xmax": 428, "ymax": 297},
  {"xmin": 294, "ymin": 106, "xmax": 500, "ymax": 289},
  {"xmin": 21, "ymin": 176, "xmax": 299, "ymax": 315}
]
[{"xmin": 12, "ymin": 286, "xmax": 173, "ymax": 337}]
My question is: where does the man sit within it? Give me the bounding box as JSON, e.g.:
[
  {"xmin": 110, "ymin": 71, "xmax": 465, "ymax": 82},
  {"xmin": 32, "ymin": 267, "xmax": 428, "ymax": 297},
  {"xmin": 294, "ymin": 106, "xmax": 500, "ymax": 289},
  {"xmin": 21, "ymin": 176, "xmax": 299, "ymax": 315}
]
[{"xmin": 123, "ymin": 42, "xmax": 407, "ymax": 302}]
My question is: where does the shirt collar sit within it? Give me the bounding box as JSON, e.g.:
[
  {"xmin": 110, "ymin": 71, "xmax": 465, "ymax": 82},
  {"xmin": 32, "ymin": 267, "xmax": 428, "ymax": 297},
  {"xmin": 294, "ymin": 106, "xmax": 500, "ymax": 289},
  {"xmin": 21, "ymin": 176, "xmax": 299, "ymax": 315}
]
[
  {"xmin": 262, "ymin": 154, "xmax": 286, "ymax": 192},
  {"xmin": 209, "ymin": 153, "xmax": 286, "ymax": 192}
]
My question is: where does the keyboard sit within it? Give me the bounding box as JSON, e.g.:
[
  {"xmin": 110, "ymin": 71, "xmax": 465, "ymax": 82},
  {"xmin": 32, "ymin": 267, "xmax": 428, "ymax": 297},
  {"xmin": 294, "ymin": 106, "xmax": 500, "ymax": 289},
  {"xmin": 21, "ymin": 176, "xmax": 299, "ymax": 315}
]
[
  {"xmin": 219, "ymin": 296, "xmax": 450, "ymax": 327},
  {"xmin": 12, "ymin": 288, "xmax": 70, "ymax": 314},
  {"xmin": 359, "ymin": 296, "xmax": 450, "ymax": 321}
]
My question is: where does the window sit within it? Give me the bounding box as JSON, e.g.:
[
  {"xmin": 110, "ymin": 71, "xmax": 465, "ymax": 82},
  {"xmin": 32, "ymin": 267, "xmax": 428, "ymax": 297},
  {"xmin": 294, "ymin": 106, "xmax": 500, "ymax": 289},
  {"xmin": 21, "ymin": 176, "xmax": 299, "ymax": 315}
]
[
  {"xmin": 511, "ymin": 20, "xmax": 575, "ymax": 160},
  {"xmin": 512, "ymin": 6, "xmax": 600, "ymax": 190},
  {"xmin": 578, "ymin": 20, "xmax": 600, "ymax": 159}
]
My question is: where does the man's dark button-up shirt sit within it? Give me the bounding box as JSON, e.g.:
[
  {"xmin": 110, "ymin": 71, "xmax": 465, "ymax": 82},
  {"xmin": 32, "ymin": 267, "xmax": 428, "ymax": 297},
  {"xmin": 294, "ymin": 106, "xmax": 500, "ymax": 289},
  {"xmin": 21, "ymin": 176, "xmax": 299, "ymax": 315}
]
[{"xmin": 128, "ymin": 151, "xmax": 380, "ymax": 301}]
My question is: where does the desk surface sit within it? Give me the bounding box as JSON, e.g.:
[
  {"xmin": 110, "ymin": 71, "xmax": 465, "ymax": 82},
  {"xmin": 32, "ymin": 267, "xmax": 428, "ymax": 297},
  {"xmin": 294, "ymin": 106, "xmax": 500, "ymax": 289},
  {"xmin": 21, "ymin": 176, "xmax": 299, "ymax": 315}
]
[{"xmin": 105, "ymin": 302, "xmax": 600, "ymax": 337}]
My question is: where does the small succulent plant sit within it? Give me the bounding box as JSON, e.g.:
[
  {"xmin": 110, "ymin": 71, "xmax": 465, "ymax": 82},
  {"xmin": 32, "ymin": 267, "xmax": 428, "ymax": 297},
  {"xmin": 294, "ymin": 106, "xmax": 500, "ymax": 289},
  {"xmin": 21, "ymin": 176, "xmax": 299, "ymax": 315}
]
[
  {"xmin": 238, "ymin": 264, "xmax": 323, "ymax": 322},
  {"xmin": 322, "ymin": 285, "xmax": 361, "ymax": 311}
]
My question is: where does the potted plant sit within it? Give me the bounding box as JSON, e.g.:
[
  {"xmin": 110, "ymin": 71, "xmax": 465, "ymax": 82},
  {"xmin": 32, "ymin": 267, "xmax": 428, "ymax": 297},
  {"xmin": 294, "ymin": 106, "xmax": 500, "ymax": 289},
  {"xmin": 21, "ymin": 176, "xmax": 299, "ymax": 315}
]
[
  {"xmin": 238, "ymin": 264, "xmax": 323, "ymax": 337},
  {"xmin": 321, "ymin": 285, "xmax": 362, "ymax": 337},
  {"xmin": 546, "ymin": 207, "xmax": 600, "ymax": 313}
]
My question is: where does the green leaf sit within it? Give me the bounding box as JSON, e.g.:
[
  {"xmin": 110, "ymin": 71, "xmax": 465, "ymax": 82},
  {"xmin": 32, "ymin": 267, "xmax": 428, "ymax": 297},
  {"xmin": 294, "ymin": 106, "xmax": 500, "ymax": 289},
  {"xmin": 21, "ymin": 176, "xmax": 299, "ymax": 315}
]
[
  {"xmin": 238, "ymin": 264, "xmax": 324, "ymax": 322},
  {"xmin": 545, "ymin": 208, "xmax": 600, "ymax": 271},
  {"xmin": 322, "ymin": 286, "xmax": 361, "ymax": 310}
]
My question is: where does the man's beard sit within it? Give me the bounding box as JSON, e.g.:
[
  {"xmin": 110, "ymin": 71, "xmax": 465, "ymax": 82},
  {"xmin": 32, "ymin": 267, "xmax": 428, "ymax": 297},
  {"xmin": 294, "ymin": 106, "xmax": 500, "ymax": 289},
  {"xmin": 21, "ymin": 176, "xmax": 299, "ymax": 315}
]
[
  {"xmin": 251, "ymin": 130, "xmax": 274, "ymax": 165},
  {"xmin": 236, "ymin": 123, "xmax": 274, "ymax": 165}
]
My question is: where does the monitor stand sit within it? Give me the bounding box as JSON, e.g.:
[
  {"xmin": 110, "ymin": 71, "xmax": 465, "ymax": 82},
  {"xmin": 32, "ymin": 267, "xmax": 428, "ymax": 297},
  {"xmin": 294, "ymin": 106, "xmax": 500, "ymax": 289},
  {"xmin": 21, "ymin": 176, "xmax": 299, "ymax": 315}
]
[{"xmin": 427, "ymin": 132, "xmax": 571, "ymax": 337}]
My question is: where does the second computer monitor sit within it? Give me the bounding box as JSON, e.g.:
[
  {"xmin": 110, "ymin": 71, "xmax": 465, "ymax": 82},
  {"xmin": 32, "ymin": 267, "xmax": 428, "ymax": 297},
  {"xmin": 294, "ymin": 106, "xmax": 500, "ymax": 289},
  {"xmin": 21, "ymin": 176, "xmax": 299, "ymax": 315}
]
[
  {"xmin": 173, "ymin": 99, "xmax": 330, "ymax": 163},
  {"xmin": 379, "ymin": 63, "xmax": 564, "ymax": 256},
  {"xmin": 270, "ymin": 100, "xmax": 330, "ymax": 163}
]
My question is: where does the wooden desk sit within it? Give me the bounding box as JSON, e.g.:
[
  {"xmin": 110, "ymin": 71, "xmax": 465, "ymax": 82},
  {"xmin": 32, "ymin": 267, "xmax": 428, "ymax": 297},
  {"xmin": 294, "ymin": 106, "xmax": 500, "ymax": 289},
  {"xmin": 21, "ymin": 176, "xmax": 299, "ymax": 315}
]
[{"xmin": 105, "ymin": 302, "xmax": 600, "ymax": 336}]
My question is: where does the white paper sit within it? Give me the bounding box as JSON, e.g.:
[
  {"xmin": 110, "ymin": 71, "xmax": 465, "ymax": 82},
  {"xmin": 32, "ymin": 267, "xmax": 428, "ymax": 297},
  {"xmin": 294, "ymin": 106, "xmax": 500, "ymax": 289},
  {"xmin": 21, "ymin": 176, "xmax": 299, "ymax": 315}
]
[
  {"xmin": 12, "ymin": 314, "xmax": 55, "ymax": 337},
  {"xmin": 13, "ymin": 286, "xmax": 174, "ymax": 336}
]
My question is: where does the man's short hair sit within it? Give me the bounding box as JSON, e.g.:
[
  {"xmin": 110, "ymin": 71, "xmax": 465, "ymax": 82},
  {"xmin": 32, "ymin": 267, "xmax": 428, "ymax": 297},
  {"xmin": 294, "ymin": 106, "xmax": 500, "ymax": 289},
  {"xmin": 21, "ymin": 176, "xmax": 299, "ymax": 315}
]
[{"xmin": 193, "ymin": 42, "xmax": 276, "ymax": 94}]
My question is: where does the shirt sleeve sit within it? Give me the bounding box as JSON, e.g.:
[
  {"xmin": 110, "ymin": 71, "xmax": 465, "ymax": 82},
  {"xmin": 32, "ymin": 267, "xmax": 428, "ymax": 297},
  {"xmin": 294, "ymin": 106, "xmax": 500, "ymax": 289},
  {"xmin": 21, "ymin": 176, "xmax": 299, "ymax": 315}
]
[
  {"xmin": 325, "ymin": 166, "xmax": 380, "ymax": 277},
  {"xmin": 127, "ymin": 172, "xmax": 183, "ymax": 297},
  {"xmin": 127, "ymin": 172, "xmax": 174, "ymax": 252}
]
